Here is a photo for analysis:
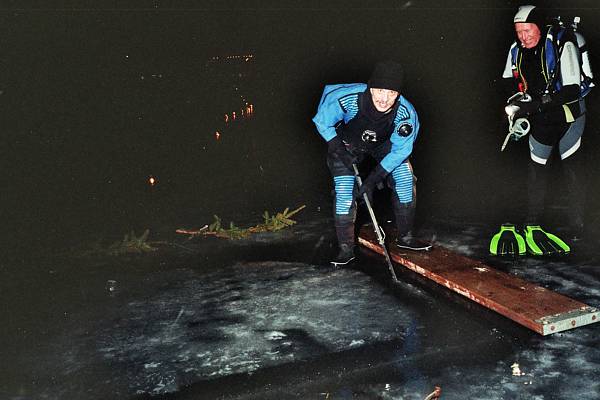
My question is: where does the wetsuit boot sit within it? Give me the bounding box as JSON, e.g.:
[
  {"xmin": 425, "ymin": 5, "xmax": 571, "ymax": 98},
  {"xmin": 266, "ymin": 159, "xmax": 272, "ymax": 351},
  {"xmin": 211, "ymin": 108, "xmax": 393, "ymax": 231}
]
[
  {"xmin": 393, "ymin": 201, "xmax": 429, "ymax": 250},
  {"xmin": 525, "ymin": 162, "xmax": 570, "ymax": 255},
  {"xmin": 331, "ymin": 215, "xmax": 356, "ymax": 267},
  {"xmin": 563, "ymin": 154, "xmax": 586, "ymax": 239},
  {"xmin": 526, "ymin": 161, "xmax": 548, "ymax": 225}
]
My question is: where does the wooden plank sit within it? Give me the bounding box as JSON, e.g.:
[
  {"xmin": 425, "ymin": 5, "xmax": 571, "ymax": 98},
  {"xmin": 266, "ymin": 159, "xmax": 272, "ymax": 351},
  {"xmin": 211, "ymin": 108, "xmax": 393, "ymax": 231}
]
[{"xmin": 358, "ymin": 226, "xmax": 599, "ymax": 335}]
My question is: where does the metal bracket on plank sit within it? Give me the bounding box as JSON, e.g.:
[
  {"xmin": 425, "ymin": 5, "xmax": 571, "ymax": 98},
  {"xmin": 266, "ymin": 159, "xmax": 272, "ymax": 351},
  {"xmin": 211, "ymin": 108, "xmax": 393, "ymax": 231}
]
[{"xmin": 536, "ymin": 307, "xmax": 599, "ymax": 335}]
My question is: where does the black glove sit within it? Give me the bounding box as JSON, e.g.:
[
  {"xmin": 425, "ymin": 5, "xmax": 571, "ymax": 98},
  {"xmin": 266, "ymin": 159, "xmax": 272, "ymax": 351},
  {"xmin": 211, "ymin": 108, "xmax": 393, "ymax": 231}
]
[
  {"xmin": 327, "ymin": 136, "xmax": 357, "ymax": 169},
  {"xmin": 357, "ymin": 164, "xmax": 387, "ymax": 202},
  {"xmin": 513, "ymin": 98, "xmax": 542, "ymax": 120}
]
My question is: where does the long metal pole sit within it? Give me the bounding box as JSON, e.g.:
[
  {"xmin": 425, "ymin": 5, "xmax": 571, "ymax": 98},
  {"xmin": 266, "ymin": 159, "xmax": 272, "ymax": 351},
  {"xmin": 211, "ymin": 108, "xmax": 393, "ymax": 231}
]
[{"xmin": 352, "ymin": 164, "xmax": 399, "ymax": 283}]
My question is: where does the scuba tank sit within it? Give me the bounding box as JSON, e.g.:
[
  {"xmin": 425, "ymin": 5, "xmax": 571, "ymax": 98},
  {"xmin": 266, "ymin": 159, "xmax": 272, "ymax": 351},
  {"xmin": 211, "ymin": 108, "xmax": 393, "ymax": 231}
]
[{"xmin": 548, "ymin": 15, "xmax": 594, "ymax": 97}]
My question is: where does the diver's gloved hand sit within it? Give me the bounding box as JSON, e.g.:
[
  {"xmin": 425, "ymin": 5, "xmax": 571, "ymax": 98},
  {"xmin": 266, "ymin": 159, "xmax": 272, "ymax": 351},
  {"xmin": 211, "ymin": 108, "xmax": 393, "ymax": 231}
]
[
  {"xmin": 513, "ymin": 98, "xmax": 542, "ymax": 119},
  {"xmin": 327, "ymin": 136, "xmax": 357, "ymax": 169},
  {"xmin": 357, "ymin": 164, "xmax": 387, "ymax": 203}
]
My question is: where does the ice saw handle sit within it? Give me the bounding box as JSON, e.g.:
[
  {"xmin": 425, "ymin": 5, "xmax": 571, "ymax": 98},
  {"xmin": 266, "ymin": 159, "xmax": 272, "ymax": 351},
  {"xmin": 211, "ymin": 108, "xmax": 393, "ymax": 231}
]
[{"xmin": 352, "ymin": 164, "xmax": 399, "ymax": 283}]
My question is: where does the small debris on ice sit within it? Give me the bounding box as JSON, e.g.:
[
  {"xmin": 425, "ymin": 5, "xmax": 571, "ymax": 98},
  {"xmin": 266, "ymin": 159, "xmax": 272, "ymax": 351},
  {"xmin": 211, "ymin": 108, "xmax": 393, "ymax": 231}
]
[
  {"xmin": 511, "ymin": 362, "xmax": 525, "ymax": 376},
  {"xmin": 266, "ymin": 331, "xmax": 287, "ymax": 340}
]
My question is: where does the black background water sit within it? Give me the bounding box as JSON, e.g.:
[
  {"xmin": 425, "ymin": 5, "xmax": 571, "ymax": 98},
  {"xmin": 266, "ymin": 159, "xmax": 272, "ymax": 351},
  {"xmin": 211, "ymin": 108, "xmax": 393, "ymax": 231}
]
[{"xmin": 3, "ymin": 0, "xmax": 600, "ymax": 256}]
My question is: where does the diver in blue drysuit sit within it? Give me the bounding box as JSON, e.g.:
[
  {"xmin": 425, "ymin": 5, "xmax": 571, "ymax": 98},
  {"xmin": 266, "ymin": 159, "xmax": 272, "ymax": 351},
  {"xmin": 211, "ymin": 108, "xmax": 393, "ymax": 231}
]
[{"xmin": 313, "ymin": 61, "xmax": 422, "ymax": 265}]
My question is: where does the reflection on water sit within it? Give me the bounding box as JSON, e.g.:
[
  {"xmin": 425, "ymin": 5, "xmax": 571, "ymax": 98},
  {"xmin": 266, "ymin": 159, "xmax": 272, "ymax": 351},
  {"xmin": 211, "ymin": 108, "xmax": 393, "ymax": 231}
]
[
  {"xmin": 126, "ymin": 52, "xmax": 269, "ymax": 235},
  {"xmin": 211, "ymin": 53, "xmax": 256, "ymax": 138},
  {"xmin": 7, "ymin": 49, "xmax": 314, "ymax": 254}
]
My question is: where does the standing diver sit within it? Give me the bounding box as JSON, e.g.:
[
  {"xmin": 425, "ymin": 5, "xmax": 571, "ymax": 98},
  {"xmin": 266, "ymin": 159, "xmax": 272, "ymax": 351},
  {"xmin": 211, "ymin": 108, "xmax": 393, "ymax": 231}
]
[
  {"xmin": 313, "ymin": 61, "xmax": 426, "ymax": 266},
  {"xmin": 491, "ymin": 5, "xmax": 593, "ymax": 256}
]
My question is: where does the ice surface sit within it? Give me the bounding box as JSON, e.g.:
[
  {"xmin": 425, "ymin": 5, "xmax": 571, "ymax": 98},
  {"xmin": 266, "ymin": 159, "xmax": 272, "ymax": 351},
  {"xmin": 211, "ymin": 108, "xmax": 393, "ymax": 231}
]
[
  {"xmin": 7, "ymin": 223, "xmax": 600, "ymax": 399},
  {"xmin": 39, "ymin": 262, "xmax": 415, "ymax": 397}
]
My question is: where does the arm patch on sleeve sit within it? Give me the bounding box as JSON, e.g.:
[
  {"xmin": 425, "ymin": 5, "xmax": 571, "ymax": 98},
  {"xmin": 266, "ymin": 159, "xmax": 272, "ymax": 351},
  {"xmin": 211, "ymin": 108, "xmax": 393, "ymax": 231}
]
[{"xmin": 397, "ymin": 123, "xmax": 413, "ymax": 137}]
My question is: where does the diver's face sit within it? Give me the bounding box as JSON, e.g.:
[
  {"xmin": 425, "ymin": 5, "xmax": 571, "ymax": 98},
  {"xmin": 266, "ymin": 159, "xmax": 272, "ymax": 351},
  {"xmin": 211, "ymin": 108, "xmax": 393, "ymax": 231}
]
[
  {"xmin": 515, "ymin": 22, "xmax": 541, "ymax": 49},
  {"xmin": 369, "ymin": 88, "xmax": 399, "ymax": 112}
]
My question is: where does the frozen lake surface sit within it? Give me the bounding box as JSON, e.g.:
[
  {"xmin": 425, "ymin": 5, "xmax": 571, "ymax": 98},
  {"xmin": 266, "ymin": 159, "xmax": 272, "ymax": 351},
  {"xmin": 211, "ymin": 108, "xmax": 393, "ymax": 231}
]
[{"xmin": 3, "ymin": 216, "xmax": 600, "ymax": 400}]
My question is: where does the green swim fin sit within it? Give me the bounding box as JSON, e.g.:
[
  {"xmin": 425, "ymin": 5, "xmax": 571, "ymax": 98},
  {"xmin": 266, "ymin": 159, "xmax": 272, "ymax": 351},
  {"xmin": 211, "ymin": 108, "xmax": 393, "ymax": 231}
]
[
  {"xmin": 490, "ymin": 223, "xmax": 526, "ymax": 256},
  {"xmin": 523, "ymin": 225, "xmax": 570, "ymax": 256}
]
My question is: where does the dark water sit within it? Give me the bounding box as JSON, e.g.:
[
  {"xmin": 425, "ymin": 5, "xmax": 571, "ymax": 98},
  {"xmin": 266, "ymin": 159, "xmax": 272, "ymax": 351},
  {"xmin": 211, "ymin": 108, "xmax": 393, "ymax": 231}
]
[{"xmin": 3, "ymin": 1, "xmax": 600, "ymax": 256}]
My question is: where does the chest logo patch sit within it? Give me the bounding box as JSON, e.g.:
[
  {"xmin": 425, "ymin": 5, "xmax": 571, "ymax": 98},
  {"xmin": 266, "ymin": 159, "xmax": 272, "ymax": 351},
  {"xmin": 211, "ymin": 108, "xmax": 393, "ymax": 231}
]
[{"xmin": 361, "ymin": 130, "xmax": 378, "ymax": 143}]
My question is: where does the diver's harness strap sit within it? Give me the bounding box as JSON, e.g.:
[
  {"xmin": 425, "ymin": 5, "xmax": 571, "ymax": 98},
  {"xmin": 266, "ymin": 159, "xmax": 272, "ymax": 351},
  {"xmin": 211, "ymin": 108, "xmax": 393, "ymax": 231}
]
[{"xmin": 501, "ymin": 92, "xmax": 531, "ymax": 152}]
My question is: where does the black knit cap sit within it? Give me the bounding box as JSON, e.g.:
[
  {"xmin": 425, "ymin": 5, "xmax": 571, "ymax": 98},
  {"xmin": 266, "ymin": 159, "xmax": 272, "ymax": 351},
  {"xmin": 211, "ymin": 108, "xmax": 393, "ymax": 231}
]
[{"xmin": 368, "ymin": 61, "xmax": 404, "ymax": 93}]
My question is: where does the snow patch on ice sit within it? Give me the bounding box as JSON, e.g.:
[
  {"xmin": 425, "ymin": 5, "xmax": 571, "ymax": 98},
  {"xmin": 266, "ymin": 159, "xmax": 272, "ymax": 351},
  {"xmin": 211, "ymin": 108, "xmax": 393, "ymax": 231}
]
[
  {"xmin": 92, "ymin": 263, "xmax": 414, "ymax": 395},
  {"xmin": 265, "ymin": 331, "xmax": 287, "ymax": 340}
]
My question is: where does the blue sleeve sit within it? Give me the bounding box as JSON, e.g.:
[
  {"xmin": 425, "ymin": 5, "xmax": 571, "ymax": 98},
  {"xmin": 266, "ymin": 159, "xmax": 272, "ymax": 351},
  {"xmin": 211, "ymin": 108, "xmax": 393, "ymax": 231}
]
[
  {"xmin": 312, "ymin": 83, "xmax": 366, "ymax": 142},
  {"xmin": 380, "ymin": 97, "xmax": 420, "ymax": 172}
]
